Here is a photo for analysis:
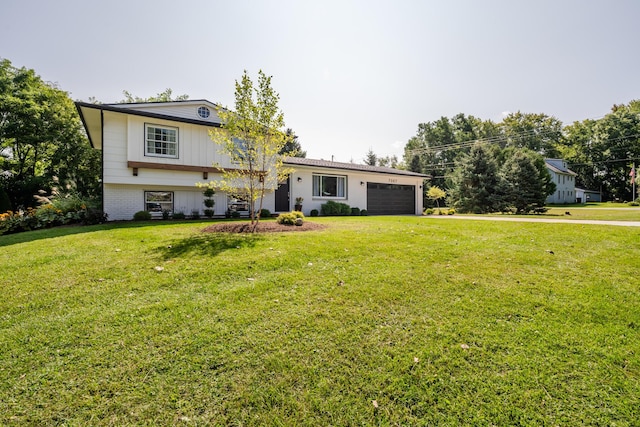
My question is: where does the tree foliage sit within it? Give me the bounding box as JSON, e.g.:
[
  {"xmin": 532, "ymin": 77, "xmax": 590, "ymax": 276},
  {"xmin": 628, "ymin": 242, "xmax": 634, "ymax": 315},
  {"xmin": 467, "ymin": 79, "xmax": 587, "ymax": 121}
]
[
  {"xmin": 426, "ymin": 186, "xmax": 446, "ymax": 208},
  {"xmin": 120, "ymin": 88, "xmax": 189, "ymax": 103},
  {"xmin": 279, "ymin": 128, "xmax": 306, "ymax": 157},
  {"xmin": 447, "ymin": 144, "xmax": 505, "ymax": 214},
  {"xmin": 559, "ymin": 101, "xmax": 640, "ymax": 201},
  {"xmin": 501, "ymin": 149, "xmax": 554, "ymax": 213},
  {"xmin": 403, "ymin": 114, "xmax": 500, "ymax": 189},
  {"xmin": 0, "ymin": 58, "xmax": 100, "ymax": 210},
  {"xmin": 209, "ymin": 70, "xmax": 291, "ymax": 230},
  {"xmin": 500, "ymin": 112, "xmax": 562, "ymax": 157}
]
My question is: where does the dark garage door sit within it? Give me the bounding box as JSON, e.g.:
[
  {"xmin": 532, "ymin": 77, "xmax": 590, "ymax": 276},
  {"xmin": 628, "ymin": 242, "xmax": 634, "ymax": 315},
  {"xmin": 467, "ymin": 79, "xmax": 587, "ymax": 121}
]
[{"xmin": 367, "ymin": 183, "xmax": 416, "ymax": 215}]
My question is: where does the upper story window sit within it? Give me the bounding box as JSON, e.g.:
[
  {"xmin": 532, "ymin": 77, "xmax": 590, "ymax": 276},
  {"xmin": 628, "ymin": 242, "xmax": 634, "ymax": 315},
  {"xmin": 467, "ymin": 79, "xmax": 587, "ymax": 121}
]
[
  {"xmin": 145, "ymin": 124, "xmax": 178, "ymax": 158},
  {"xmin": 313, "ymin": 174, "xmax": 346, "ymax": 198},
  {"xmin": 197, "ymin": 106, "xmax": 211, "ymax": 119}
]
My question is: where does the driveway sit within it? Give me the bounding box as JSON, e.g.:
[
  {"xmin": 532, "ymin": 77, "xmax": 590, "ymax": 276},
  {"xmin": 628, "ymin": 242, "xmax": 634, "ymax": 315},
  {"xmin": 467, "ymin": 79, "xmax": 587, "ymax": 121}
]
[{"xmin": 424, "ymin": 215, "xmax": 640, "ymax": 227}]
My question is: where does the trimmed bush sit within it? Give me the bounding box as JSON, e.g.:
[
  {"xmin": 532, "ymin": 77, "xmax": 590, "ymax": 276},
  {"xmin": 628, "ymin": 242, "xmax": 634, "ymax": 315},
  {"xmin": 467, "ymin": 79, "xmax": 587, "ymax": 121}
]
[
  {"xmin": 191, "ymin": 210, "xmax": 201, "ymax": 219},
  {"xmin": 277, "ymin": 211, "xmax": 305, "ymax": 226},
  {"xmin": 351, "ymin": 207, "xmax": 361, "ymax": 216},
  {"xmin": 204, "ymin": 209, "xmax": 215, "ymax": 218},
  {"xmin": 172, "ymin": 212, "xmax": 186, "ymax": 220},
  {"xmin": 321, "ymin": 200, "xmax": 351, "ymax": 216},
  {"xmin": 360, "ymin": 209, "xmax": 368, "ymax": 216},
  {"xmin": 133, "ymin": 210, "xmax": 152, "ymax": 221},
  {"xmin": 423, "ymin": 208, "xmax": 434, "ymax": 215},
  {"xmin": 260, "ymin": 208, "xmax": 271, "ymax": 218},
  {"xmin": 310, "ymin": 209, "xmax": 319, "ymax": 217}
]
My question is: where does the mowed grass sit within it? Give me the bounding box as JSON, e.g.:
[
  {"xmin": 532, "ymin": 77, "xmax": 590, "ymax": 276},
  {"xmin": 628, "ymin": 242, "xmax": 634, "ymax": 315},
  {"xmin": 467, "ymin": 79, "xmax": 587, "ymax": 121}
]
[{"xmin": 1, "ymin": 217, "xmax": 639, "ymax": 426}]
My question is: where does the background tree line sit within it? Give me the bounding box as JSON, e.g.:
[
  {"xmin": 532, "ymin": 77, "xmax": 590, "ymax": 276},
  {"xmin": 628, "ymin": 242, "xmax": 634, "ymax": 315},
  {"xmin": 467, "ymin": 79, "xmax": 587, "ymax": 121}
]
[
  {"xmin": 0, "ymin": 58, "xmax": 101, "ymax": 212},
  {"xmin": 400, "ymin": 102, "xmax": 640, "ymax": 208}
]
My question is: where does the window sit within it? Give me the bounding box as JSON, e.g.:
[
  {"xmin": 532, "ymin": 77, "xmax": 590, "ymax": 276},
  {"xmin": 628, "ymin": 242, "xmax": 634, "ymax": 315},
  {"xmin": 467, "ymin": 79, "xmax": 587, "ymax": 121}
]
[
  {"xmin": 145, "ymin": 191, "xmax": 173, "ymax": 214},
  {"xmin": 313, "ymin": 174, "xmax": 346, "ymax": 198},
  {"xmin": 145, "ymin": 124, "xmax": 178, "ymax": 158},
  {"xmin": 228, "ymin": 195, "xmax": 249, "ymax": 213},
  {"xmin": 197, "ymin": 106, "xmax": 210, "ymax": 119}
]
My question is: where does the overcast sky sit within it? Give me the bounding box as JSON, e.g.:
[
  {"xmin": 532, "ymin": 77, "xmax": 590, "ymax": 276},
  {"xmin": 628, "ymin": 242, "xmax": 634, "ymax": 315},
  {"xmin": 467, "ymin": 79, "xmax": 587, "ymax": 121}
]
[{"xmin": 2, "ymin": 0, "xmax": 639, "ymax": 163}]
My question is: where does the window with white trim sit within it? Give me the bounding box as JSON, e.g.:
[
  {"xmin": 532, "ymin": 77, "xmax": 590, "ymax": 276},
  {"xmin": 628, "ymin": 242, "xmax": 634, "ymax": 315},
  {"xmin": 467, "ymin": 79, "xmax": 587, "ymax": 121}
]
[
  {"xmin": 313, "ymin": 174, "xmax": 346, "ymax": 198},
  {"xmin": 145, "ymin": 124, "xmax": 178, "ymax": 158},
  {"xmin": 145, "ymin": 191, "xmax": 173, "ymax": 214}
]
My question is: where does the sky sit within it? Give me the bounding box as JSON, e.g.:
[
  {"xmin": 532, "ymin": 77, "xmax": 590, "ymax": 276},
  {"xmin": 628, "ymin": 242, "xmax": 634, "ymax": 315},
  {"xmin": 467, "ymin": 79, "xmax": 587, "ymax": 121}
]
[{"xmin": 2, "ymin": 0, "xmax": 640, "ymax": 163}]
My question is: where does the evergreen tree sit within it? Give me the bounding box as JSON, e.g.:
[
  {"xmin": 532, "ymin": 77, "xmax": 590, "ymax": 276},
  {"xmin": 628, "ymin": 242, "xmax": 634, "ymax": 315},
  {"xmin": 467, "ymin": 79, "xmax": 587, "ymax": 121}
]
[
  {"xmin": 279, "ymin": 128, "xmax": 306, "ymax": 157},
  {"xmin": 501, "ymin": 149, "xmax": 552, "ymax": 213},
  {"xmin": 447, "ymin": 144, "xmax": 505, "ymax": 213}
]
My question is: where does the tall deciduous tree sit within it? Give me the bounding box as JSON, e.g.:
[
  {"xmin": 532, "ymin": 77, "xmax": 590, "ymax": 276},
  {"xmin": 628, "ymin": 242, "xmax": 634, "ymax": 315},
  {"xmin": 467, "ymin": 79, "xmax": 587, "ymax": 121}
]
[
  {"xmin": 403, "ymin": 114, "xmax": 500, "ymax": 189},
  {"xmin": 500, "ymin": 112, "xmax": 562, "ymax": 157},
  {"xmin": 0, "ymin": 58, "xmax": 100, "ymax": 210},
  {"xmin": 209, "ymin": 70, "xmax": 290, "ymax": 230}
]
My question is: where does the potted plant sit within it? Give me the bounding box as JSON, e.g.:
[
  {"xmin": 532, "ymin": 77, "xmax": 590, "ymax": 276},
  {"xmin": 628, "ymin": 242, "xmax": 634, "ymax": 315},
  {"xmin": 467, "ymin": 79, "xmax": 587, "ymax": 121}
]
[{"xmin": 294, "ymin": 197, "xmax": 303, "ymax": 211}]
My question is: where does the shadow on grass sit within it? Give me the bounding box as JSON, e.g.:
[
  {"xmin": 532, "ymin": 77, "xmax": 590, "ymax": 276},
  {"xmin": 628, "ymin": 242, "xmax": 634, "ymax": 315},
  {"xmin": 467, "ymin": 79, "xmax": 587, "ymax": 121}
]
[
  {"xmin": 0, "ymin": 221, "xmax": 182, "ymax": 247},
  {"xmin": 158, "ymin": 232, "xmax": 263, "ymax": 259}
]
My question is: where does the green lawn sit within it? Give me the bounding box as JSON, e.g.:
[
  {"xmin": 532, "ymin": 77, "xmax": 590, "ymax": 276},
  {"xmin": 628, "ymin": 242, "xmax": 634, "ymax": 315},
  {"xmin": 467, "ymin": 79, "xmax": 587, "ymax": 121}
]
[{"xmin": 1, "ymin": 217, "xmax": 639, "ymax": 425}]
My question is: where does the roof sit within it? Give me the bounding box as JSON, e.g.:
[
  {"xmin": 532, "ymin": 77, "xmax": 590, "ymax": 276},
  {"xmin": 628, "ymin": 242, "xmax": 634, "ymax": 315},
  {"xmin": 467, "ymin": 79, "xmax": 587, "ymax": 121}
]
[
  {"xmin": 544, "ymin": 159, "xmax": 577, "ymax": 176},
  {"xmin": 283, "ymin": 157, "xmax": 429, "ymax": 178},
  {"xmin": 75, "ymin": 101, "xmax": 223, "ymax": 149},
  {"xmin": 575, "ymin": 188, "xmax": 601, "ymax": 194}
]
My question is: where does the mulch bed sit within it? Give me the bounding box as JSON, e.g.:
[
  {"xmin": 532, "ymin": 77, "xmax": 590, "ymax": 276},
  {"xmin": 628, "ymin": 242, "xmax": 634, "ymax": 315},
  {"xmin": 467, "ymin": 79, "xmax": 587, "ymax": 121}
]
[{"xmin": 202, "ymin": 221, "xmax": 327, "ymax": 233}]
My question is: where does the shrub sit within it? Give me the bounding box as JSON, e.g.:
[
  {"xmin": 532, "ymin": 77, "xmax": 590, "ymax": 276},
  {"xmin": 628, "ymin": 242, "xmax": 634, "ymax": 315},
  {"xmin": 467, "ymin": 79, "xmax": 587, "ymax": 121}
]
[
  {"xmin": 277, "ymin": 211, "xmax": 305, "ymax": 225},
  {"xmin": 310, "ymin": 209, "xmax": 319, "ymax": 217},
  {"xmin": 204, "ymin": 209, "xmax": 215, "ymax": 218},
  {"xmin": 260, "ymin": 208, "xmax": 271, "ymax": 218},
  {"xmin": 360, "ymin": 209, "xmax": 368, "ymax": 216},
  {"xmin": 191, "ymin": 210, "xmax": 201, "ymax": 219},
  {"xmin": 447, "ymin": 208, "xmax": 456, "ymax": 215},
  {"xmin": 162, "ymin": 210, "xmax": 171, "ymax": 220},
  {"xmin": 351, "ymin": 207, "xmax": 361, "ymax": 216},
  {"xmin": 629, "ymin": 201, "xmax": 639, "ymax": 207},
  {"xmin": 172, "ymin": 212, "xmax": 186, "ymax": 220},
  {"xmin": 231, "ymin": 211, "xmax": 241, "ymax": 218},
  {"xmin": 423, "ymin": 208, "xmax": 434, "ymax": 215},
  {"xmin": 321, "ymin": 200, "xmax": 351, "ymax": 216},
  {"xmin": 204, "ymin": 199, "xmax": 215, "ymax": 208},
  {"xmin": 133, "ymin": 210, "xmax": 152, "ymax": 221},
  {"xmin": 203, "ymin": 187, "xmax": 215, "ymax": 198}
]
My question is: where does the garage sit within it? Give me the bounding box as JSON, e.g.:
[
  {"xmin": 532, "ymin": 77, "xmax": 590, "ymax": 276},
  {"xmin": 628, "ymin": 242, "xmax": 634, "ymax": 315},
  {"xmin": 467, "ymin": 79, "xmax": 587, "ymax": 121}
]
[{"xmin": 367, "ymin": 183, "xmax": 416, "ymax": 215}]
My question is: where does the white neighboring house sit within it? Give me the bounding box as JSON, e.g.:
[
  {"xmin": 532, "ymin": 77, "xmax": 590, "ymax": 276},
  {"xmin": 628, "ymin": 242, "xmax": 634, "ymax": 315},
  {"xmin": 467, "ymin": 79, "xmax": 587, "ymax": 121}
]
[
  {"xmin": 545, "ymin": 159, "xmax": 577, "ymax": 204},
  {"xmin": 76, "ymin": 100, "xmax": 427, "ymax": 220}
]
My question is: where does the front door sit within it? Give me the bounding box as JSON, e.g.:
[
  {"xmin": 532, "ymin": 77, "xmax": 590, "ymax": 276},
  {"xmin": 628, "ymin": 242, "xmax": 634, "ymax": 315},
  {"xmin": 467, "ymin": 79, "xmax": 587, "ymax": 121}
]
[{"xmin": 275, "ymin": 176, "xmax": 290, "ymax": 212}]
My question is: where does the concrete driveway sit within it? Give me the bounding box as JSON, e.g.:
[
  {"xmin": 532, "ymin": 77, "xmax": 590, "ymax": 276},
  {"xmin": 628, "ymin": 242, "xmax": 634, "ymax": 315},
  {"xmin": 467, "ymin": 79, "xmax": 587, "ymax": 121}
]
[{"xmin": 424, "ymin": 215, "xmax": 640, "ymax": 227}]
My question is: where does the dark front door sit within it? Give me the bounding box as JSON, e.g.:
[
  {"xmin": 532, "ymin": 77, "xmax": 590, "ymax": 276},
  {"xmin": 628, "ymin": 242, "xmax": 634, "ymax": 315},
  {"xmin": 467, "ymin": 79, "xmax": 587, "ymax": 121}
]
[{"xmin": 275, "ymin": 176, "xmax": 290, "ymax": 212}]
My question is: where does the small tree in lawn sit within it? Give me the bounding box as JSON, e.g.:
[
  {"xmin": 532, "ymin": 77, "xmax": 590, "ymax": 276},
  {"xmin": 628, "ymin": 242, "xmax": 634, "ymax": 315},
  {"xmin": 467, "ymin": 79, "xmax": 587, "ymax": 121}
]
[
  {"xmin": 208, "ymin": 70, "xmax": 291, "ymax": 231},
  {"xmin": 427, "ymin": 186, "xmax": 446, "ymax": 210}
]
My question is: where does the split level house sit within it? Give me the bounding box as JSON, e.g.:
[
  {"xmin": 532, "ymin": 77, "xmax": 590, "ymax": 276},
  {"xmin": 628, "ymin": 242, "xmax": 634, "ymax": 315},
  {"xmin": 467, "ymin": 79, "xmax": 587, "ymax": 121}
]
[
  {"xmin": 75, "ymin": 100, "xmax": 428, "ymax": 221},
  {"xmin": 544, "ymin": 158, "xmax": 577, "ymax": 204}
]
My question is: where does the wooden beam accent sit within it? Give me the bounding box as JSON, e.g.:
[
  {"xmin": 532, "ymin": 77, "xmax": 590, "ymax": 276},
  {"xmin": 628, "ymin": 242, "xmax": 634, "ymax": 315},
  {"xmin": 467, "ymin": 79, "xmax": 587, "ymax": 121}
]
[{"xmin": 127, "ymin": 161, "xmax": 259, "ymax": 174}]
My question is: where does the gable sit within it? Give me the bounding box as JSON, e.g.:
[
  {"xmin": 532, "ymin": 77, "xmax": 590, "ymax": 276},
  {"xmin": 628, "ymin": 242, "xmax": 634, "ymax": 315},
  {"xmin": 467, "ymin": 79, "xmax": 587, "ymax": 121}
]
[{"xmin": 109, "ymin": 100, "xmax": 223, "ymax": 125}]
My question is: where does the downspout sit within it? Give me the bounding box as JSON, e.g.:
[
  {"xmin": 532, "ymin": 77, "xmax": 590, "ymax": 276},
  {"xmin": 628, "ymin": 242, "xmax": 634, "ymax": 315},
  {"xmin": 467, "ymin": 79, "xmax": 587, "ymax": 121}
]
[{"xmin": 100, "ymin": 109, "xmax": 105, "ymax": 219}]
